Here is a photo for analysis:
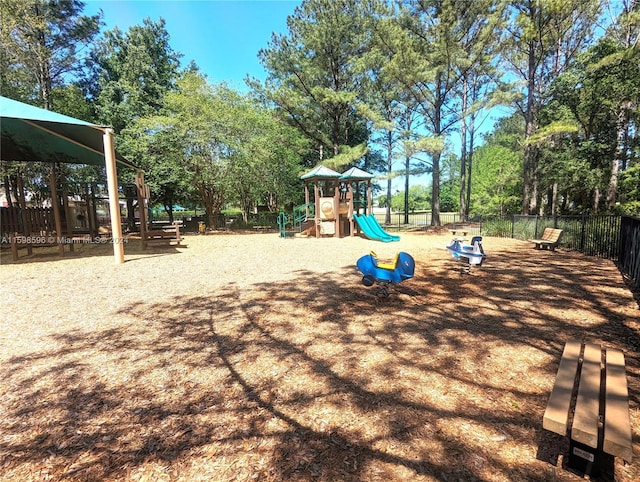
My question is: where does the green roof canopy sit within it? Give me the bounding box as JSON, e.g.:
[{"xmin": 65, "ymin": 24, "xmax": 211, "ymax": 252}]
[
  {"xmin": 0, "ymin": 96, "xmax": 135, "ymax": 264},
  {"xmin": 340, "ymin": 167, "xmax": 374, "ymax": 180},
  {"xmin": 0, "ymin": 96, "xmax": 137, "ymax": 170},
  {"xmin": 300, "ymin": 165, "xmax": 342, "ymax": 180}
]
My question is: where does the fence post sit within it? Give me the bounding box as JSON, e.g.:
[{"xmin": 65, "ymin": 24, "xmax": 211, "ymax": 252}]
[{"xmin": 580, "ymin": 214, "xmax": 586, "ymax": 252}]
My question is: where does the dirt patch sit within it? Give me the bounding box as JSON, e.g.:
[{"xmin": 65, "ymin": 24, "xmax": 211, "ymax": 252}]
[{"xmin": 1, "ymin": 232, "xmax": 638, "ymax": 481}]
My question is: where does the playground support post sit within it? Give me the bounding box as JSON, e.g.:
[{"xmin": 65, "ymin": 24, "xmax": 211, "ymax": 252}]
[
  {"xmin": 49, "ymin": 167, "xmax": 65, "ymax": 256},
  {"xmin": 103, "ymin": 128, "xmax": 125, "ymax": 264}
]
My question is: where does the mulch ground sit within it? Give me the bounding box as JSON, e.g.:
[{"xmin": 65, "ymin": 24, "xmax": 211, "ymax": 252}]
[{"xmin": 1, "ymin": 231, "xmax": 638, "ymax": 482}]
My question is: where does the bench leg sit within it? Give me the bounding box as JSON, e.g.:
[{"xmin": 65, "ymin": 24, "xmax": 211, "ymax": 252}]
[
  {"xmin": 567, "ymin": 439, "xmax": 613, "ymax": 478},
  {"xmin": 568, "ymin": 439, "xmax": 596, "ymax": 476}
]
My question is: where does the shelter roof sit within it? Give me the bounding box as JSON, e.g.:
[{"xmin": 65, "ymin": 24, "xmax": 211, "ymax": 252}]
[
  {"xmin": 0, "ymin": 96, "xmax": 137, "ymax": 170},
  {"xmin": 300, "ymin": 165, "xmax": 342, "ymax": 180},
  {"xmin": 340, "ymin": 167, "xmax": 374, "ymax": 180}
]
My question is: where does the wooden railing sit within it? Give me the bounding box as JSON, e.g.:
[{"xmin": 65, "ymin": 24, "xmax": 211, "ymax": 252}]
[{"xmin": 1, "ymin": 206, "xmax": 55, "ymax": 235}]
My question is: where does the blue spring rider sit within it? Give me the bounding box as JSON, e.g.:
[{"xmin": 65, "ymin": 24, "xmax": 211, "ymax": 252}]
[
  {"xmin": 446, "ymin": 235, "xmax": 486, "ymax": 273},
  {"xmin": 356, "ymin": 251, "xmax": 415, "ymax": 297}
]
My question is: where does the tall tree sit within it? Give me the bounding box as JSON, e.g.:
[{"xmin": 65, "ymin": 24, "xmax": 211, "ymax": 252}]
[
  {"xmin": 356, "ymin": 0, "xmax": 428, "ymax": 224},
  {"xmin": 454, "ymin": 0, "xmax": 508, "ymax": 221},
  {"xmin": 545, "ymin": 37, "xmax": 639, "ymax": 212},
  {"xmin": 223, "ymin": 89, "xmax": 308, "ymax": 222},
  {"xmin": 502, "ymin": 0, "xmax": 601, "ymax": 214},
  {"xmin": 602, "ymin": 0, "xmax": 639, "ymax": 209},
  {"xmin": 90, "ymin": 17, "xmax": 181, "ymax": 133},
  {"xmin": 88, "ymin": 17, "xmax": 182, "ymax": 214},
  {"xmin": 142, "ymin": 73, "xmax": 307, "ymax": 224},
  {"xmin": 0, "ymin": 0, "xmax": 101, "ymax": 109},
  {"xmin": 255, "ymin": 0, "xmax": 370, "ymax": 169},
  {"xmin": 142, "ymin": 73, "xmax": 230, "ymax": 226},
  {"xmin": 379, "ymin": 0, "xmax": 471, "ymax": 226}
]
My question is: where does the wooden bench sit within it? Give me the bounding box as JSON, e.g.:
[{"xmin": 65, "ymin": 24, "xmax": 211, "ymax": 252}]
[
  {"xmin": 142, "ymin": 224, "xmax": 181, "ymax": 248},
  {"xmin": 543, "ymin": 341, "xmax": 632, "ymax": 475},
  {"xmin": 529, "ymin": 227, "xmax": 563, "ymax": 251},
  {"xmin": 450, "ymin": 227, "xmax": 470, "ymax": 237}
]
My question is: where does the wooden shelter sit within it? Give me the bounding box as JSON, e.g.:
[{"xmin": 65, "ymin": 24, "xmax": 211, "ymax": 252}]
[{"xmin": 1, "ymin": 96, "xmax": 139, "ymax": 264}]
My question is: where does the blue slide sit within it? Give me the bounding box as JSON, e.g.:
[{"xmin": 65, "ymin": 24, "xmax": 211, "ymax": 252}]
[{"xmin": 353, "ymin": 214, "xmax": 400, "ymax": 242}]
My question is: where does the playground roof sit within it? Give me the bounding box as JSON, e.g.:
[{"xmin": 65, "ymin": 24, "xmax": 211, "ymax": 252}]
[
  {"xmin": 300, "ymin": 165, "xmax": 341, "ymax": 180},
  {"xmin": 0, "ymin": 96, "xmax": 134, "ymax": 264},
  {"xmin": 340, "ymin": 167, "xmax": 374, "ymax": 180},
  {"xmin": 0, "ymin": 96, "xmax": 137, "ymax": 170}
]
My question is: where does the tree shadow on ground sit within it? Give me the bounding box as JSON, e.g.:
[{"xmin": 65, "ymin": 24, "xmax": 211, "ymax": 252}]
[{"xmin": 1, "ymin": 243, "xmax": 638, "ymax": 481}]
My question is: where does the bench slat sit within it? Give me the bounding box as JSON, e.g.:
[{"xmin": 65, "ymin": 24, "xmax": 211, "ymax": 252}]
[
  {"xmin": 529, "ymin": 228, "xmax": 563, "ymax": 251},
  {"xmin": 571, "ymin": 343, "xmax": 602, "ymax": 448},
  {"xmin": 543, "ymin": 341, "xmax": 582, "ymax": 435},
  {"xmin": 603, "ymin": 349, "xmax": 633, "ymax": 461}
]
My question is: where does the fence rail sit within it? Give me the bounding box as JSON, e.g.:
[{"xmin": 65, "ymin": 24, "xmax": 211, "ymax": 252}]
[
  {"xmin": 372, "ymin": 212, "xmax": 638, "ymax": 288},
  {"xmin": 483, "ymin": 215, "xmax": 622, "ymax": 259},
  {"xmin": 1, "ymin": 206, "xmax": 55, "ymax": 235},
  {"xmin": 619, "ymin": 216, "xmax": 640, "ymax": 288}
]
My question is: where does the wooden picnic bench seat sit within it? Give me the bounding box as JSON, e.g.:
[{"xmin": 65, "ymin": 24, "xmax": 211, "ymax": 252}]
[
  {"xmin": 449, "ymin": 225, "xmax": 472, "ymax": 237},
  {"xmin": 543, "ymin": 341, "xmax": 632, "ymax": 476},
  {"xmin": 529, "ymin": 227, "xmax": 563, "ymax": 251},
  {"xmin": 142, "ymin": 224, "xmax": 181, "ymax": 248}
]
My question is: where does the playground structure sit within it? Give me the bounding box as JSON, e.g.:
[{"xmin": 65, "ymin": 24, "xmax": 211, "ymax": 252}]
[
  {"xmin": 356, "ymin": 251, "xmax": 416, "ymax": 298},
  {"xmin": 1, "ymin": 168, "xmax": 179, "ymax": 259},
  {"xmin": 279, "ymin": 166, "xmax": 398, "ymax": 242},
  {"xmin": 1, "ymin": 168, "xmax": 104, "ymax": 260},
  {"xmin": 446, "ymin": 235, "xmax": 487, "ymax": 273},
  {"xmin": 299, "ymin": 165, "xmax": 372, "ymax": 238}
]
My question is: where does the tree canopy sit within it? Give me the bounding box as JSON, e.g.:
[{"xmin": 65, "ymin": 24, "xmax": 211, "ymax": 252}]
[{"xmin": 2, "ymin": 0, "xmax": 638, "ymax": 220}]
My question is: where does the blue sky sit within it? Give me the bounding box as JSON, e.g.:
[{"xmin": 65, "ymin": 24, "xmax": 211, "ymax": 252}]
[
  {"xmin": 83, "ymin": 0, "xmax": 301, "ymax": 89},
  {"xmin": 81, "ymin": 0, "xmax": 506, "ymax": 191}
]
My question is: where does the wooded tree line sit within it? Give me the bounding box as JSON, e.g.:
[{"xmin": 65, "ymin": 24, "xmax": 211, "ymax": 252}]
[{"xmin": 1, "ymin": 0, "xmax": 638, "ymax": 225}]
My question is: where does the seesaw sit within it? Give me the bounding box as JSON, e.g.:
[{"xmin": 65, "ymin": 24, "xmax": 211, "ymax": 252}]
[
  {"xmin": 446, "ymin": 235, "xmax": 486, "ymax": 273},
  {"xmin": 356, "ymin": 251, "xmax": 415, "ymax": 298}
]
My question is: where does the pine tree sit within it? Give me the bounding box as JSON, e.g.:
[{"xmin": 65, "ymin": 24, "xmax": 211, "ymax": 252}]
[
  {"xmin": 256, "ymin": 0, "xmax": 370, "ymax": 169},
  {"xmin": 0, "ymin": 0, "xmax": 101, "ymax": 109}
]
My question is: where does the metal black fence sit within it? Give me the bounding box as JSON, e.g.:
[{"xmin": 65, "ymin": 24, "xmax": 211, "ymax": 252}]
[
  {"xmin": 177, "ymin": 208, "xmax": 640, "ymax": 288},
  {"xmin": 619, "ymin": 216, "xmax": 640, "ymax": 288},
  {"xmin": 373, "ymin": 212, "xmax": 639, "ymax": 288},
  {"xmin": 482, "ymin": 215, "xmax": 622, "ymax": 259},
  {"xmin": 372, "ymin": 211, "xmax": 467, "ymax": 228}
]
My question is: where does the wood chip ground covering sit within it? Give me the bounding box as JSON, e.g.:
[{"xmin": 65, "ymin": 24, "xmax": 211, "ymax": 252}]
[{"xmin": 1, "ymin": 232, "xmax": 638, "ymax": 482}]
